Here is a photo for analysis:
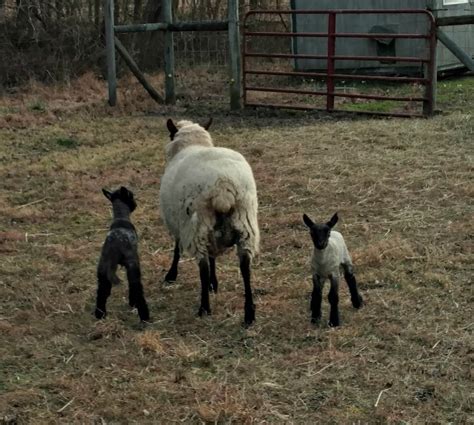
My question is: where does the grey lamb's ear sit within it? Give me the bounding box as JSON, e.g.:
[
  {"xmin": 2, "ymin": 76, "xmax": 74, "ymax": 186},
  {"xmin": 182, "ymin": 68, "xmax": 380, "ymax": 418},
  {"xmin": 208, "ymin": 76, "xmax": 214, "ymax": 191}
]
[
  {"xmin": 327, "ymin": 213, "xmax": 338, "ymax": 228},
  {"xmin": 167, "ymin": 119, "xmax": 178, "ymax": 140},
  {"xmin": 102, "ymin": 188, "xmax": 112, "ymax": 201},
  {"xmin": 303, "ymin": 214, "xmax": 314, "ymax": 229},
  {"xmin": 203, "ymin": 117, "xmax": 213, "ymax": 130}
]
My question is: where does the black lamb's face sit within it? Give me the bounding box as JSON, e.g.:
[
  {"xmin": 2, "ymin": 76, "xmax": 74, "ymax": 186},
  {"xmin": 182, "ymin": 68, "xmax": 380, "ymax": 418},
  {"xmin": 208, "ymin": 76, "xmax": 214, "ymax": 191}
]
[
  {"xmin": 303, "ymin": 213, "xmax": 339, "ymax": 251},
  {"xmin": 102, "ymin": 186, "xmax": 137, "ymax": 212}
]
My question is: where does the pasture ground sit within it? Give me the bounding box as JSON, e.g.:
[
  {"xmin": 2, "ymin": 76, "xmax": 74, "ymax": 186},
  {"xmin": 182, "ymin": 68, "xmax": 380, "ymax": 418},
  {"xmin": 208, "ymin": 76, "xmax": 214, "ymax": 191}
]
[{"xmin": 0, "ymin": 73, "xmax": 473, "ymax": 424}]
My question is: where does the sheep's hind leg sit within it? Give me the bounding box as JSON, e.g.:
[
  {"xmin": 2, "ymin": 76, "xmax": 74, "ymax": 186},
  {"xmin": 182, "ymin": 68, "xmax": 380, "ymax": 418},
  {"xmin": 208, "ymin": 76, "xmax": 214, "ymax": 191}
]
[
  {"xmin": 239, "ymin": 250, "xmax": 255, "ymax": 327},
  {"xmin": 198, "ymin": 257, "xmax": 212, "ymax": 316},
  {"xmin": 209, "ymin": 257, "xmax": 218, "ymax": 293},
  {"xmin": 164, "ymin": 240, "xmax": 180, "ymax": 283},
  {"xmin": 311, "ymin": 274, "xmax": 324, "ymax": 324},
  {"xmin": 126, "ymin": 261, "xmax": 150, "ymax": 322},
  {"xmin": 95, "ymin": 265, "xmax": 112, "ymax": 319},
  {"xmin": 328, "ymin": 275, "xmax": 340, "ymax": 327},
  {"xmin": 342, "ymin": 263, "xmax": 363, "ymax": 309}
]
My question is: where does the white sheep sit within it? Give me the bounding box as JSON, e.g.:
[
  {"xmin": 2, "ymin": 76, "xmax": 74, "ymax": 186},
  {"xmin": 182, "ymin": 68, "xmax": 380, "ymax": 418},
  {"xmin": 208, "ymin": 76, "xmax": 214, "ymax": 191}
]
[
  {"xmin": 159, "ymin": 118, "xmax": 260, "ymax": 326},
  {"xmin": 303, "ymin": 213, "xmax": 363, "ymax": 327}
]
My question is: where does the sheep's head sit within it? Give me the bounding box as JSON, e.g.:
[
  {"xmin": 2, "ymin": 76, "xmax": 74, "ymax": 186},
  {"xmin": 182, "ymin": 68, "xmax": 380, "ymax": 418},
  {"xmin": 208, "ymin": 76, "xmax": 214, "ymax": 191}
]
[
  {"xmin": 165, "ymin": 118, "xmax": 214, "ymax": 160},
  {"xmin": 303, "ymin": 213, "xmax": 338, "ymax": 250},
  {"xmin": 102, "ymin": 186, "xmax": 137, "ymax": 213},
  {"xmin": 166, "ymin": 118, "xmax": 213, "ymax": 141}
]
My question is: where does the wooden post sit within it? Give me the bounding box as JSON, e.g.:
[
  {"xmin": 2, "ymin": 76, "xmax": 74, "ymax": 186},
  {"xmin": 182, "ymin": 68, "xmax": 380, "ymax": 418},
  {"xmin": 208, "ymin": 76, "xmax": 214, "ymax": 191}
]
[
  {"xmin": 437, "ymin": 28, "xmax": 474, "ymax": 72},
  {"xmin": 104, "ymin": 0, "xmax": 117, "ymax": 106},
  {"xmin": 228, "ymin": 0, "xmax": 242, "ymax": 110},
  {"xmin": 424, "ymin": 21, "xmax": 437, "ymax": 116},
  {"xmin": 163, "ymin": 0, "xmax": 175, "ymax": 104},
  {"xmin": 114, "ymin": 37, "xmax": 164, "ymax": 104}
]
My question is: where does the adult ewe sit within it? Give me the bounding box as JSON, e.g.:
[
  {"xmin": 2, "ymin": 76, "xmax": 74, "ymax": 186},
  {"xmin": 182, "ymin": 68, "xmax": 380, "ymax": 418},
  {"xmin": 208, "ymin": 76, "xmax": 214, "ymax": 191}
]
[{"xmin": 159, "ymin": 118, "xmax": 259, "ymax": 326}]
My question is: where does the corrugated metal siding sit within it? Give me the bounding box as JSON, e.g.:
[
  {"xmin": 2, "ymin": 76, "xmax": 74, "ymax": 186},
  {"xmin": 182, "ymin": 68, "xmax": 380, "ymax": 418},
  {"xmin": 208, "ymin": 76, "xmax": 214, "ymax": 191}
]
[
  {"xmin": 291, "ymin": 0, "xmax": 473, "ymax": 72},
  {"xmin": 432, "ymin": 0, "xmax": 474, "ymax": 69}
]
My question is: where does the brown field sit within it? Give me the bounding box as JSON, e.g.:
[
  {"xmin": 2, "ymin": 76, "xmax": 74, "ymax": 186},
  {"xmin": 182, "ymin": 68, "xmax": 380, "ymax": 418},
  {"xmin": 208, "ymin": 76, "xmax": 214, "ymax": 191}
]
[{"xmin": 0, "ymin": 73, "xmax": 473, "ymax": 424}]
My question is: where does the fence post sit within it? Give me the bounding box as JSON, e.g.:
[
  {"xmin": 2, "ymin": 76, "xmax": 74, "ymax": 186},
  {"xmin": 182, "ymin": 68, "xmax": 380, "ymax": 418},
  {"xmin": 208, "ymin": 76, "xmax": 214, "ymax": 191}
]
[
  {"xmin": 424, "ymin": 19, "xmax": 437, "ymax": 116},
  {"xmin": 228, "ymin": 0, "xmax": 242, "ymax": 110},
  {"xmin": 163, "ymin": 0, "xmax": 176, "ymax": 104},
  {"xmin": 326, "ymin": 12, "xmax": 336, "ymax": 112},
  {"xmin": 105, "ymin": 0, "xmax": 117, "ymax": 106}
]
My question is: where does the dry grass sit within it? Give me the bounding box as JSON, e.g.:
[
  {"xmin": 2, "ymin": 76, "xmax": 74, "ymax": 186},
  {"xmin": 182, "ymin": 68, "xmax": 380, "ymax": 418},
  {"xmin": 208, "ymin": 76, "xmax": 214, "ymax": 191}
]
[{"xmin": 0, "ymin": 72, "xmax": 473, "ymax": 424}]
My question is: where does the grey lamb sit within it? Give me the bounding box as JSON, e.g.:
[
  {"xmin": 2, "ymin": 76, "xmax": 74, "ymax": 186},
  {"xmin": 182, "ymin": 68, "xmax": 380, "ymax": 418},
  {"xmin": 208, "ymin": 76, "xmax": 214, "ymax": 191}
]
[
  {"xmin": 303, "ymin": 212, "xmax": 363, "ymax": 327},
  {"xmin": 95, "ymin": 186, "xmax": 150, "ymax": 321}
]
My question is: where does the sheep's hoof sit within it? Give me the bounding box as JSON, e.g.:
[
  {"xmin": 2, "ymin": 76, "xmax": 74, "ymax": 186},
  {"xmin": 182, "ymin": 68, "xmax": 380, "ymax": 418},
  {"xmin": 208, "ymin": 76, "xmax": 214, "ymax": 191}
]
[
  {"xmin": 95, "ymin": 308, "xmax": 106, "ymax": 319},
  {"xmin": 137, "ymin": 305, "xmax": 150, "ymax": 322},
  {"xmin": 164, "ymin": 270, "xmax": 178, "ymax": 283},
  {"xmin": 352, "ymin": 295, "xmax": 363, "ymax": 309},
  {"xmin": 243, "ymin": 303, "xmax": 255, "ymax": 327},
  {"xmin": 209, "ymin": 282, "xmax": 218, "ymax": 293},
  {"xmin": 328, "ymin": 320, "xmax": 340, "ymax": 328},
  {"xmin": 198, "ymin": 306, "xmax": 211, "ymax": 317},
  {"xmin": 311, "ymin": 316, "xmax": 321, "ymax": 325}
]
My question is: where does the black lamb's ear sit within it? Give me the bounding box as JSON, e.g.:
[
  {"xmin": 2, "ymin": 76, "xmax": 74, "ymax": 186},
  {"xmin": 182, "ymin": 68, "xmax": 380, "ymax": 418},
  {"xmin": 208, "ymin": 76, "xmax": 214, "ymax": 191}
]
[
  {"xmin": 327, "ymin": 213, "xmax": 338, "ymax": 228},
  {"xmin": 120, "ymin": 186, "xmax": 130, "ymax": 198},
  {"xmin": 203, "ymin": 117, "xmax": 213, "ymax": 130},
  {"xmin": 167, "ymin": 118, "xmax": 178, "ymax": 140},
  {"xmin": 303, "ymin": 213, "xmax": 314, "ymax": 229},
  {"xmin": 102, "ymin": 188, "xmax": 112, "ymax": 201}
]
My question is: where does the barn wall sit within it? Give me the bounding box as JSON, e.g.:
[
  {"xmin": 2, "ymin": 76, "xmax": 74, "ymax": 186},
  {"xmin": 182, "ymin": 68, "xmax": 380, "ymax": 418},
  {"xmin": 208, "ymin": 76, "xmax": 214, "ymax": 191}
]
[{"xmin": 291, "ymin": 0, "xmax": 473, "ymax": 73}]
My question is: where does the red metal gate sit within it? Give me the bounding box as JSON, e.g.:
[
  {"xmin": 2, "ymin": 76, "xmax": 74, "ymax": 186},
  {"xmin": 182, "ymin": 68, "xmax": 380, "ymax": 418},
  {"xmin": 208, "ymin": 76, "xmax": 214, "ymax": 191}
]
[{"xmin": 243, "ymin": 9, "xmax": 437, "ymax": 117}]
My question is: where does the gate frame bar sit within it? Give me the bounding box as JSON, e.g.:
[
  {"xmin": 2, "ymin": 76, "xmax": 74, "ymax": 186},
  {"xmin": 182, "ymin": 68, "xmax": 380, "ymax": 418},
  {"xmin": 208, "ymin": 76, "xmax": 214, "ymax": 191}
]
[{"xmin": 242, "ymin": 9, "xmax": 437, "ymax": 117}]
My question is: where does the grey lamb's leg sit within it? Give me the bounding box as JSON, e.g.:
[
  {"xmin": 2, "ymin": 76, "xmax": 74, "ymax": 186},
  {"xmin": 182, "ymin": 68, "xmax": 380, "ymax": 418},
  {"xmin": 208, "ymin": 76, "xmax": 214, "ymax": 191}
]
[
  {"xmin": 165, "ymin": 240, "xmax": 180, "ymax": 283},
  {"xmin": 328, "ymin": 274, "xmax": 340, "ymax": 327},
  {"xmin": 198, "ymin": 257, "xmax": 211, "ymax": 316},
  {"xmin": 342, "ymin": 263, "xmax": 363, "ymax": 309},
  {"xmin": 239, "ymin": 250, "xmax": 255, "ymax": 327},
  {"xmin": 311, "ymin": 274, "xmax": 324, "ymax": 324},
  {"xmin": 209, "ymin": 257, "xmax": 218, "ymax": 293}
]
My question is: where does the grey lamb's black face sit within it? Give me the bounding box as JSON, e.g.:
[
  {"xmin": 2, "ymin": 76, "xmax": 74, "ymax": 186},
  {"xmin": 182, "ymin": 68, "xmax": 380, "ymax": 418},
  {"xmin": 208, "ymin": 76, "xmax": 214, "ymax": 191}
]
[
  {"xmin": 310, "ymin": 224, "xmax": 331, "ymax": 250},
  {"xmin": 303, "ymin": 212, "xmax": 339, "ymax": 251}
]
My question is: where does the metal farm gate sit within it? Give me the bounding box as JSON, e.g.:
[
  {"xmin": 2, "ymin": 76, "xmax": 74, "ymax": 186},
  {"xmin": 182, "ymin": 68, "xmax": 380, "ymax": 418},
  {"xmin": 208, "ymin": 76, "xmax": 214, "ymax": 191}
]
[{"xmin": 242, "ymin": 9, "xmax": 437, "ymax": 117}]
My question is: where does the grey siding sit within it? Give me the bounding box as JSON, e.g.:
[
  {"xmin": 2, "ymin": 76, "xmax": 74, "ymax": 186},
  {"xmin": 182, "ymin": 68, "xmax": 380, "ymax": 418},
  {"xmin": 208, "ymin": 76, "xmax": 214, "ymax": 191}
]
[{"xmin": 292, "ymin": 0, "xmax": 474, "ymax": 73}]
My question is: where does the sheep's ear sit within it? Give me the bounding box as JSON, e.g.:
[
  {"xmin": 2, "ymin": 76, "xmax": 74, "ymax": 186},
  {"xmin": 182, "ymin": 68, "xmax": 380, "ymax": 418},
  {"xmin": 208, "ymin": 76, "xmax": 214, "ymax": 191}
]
[
  {"xmin": 102, "ymin": 188, "xmax": 112, "ymax": 201},
  {"xmin": 167, "ymin": 119, "xmax": 178, "ymax": 139},
  {"xmin": 327, "ymin": 213, "xmax": 338, "ymax": 228},
  {"xmin": 303, "ymin": 214, "xmax": 314, "ymax": 229},
  {"xmin": 203, "ymin": 117, "xmax": 213, "ymax": 130}
]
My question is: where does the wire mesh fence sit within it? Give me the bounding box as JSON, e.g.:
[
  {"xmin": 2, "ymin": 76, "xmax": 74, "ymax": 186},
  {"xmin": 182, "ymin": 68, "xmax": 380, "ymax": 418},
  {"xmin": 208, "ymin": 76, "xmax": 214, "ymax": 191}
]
[{"xmin": 0, "ymin": 0, "xmax": 289, "ymax": 87}]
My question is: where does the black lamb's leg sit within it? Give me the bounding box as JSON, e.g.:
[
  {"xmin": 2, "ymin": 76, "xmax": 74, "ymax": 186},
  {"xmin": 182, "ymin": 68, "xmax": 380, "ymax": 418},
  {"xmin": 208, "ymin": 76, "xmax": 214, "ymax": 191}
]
[
  {"xmin": 328, "ymin": 275, "xmax": 340, "ymax": 327},
  {"xmin": 239, "ymin": 251, "xmax": 255, "ymax": 327},
  {"xmin": 342, "ymin": 263, "xmax": 363, "ymax": 309},
  {"xmin": 95, "ymin": 266, "xmax": 112, "ymax": 319},
  {"xmin": 209, "ymin": 257, "xmax": 218, "ymax": 293},
  {"xmin": 198, "ymin": 257, "xmax": 211, "ymax": 316},
  {"xmin": 126, "ymin": 261, "xmax": 150, "ymax": 322},
  {"xmin": 164, "ymin": 240, "xmax": 180, "ymax": 283},
  {"xmin": 311, "ymin": 274, "xmax": 324, "ymax": 324}
]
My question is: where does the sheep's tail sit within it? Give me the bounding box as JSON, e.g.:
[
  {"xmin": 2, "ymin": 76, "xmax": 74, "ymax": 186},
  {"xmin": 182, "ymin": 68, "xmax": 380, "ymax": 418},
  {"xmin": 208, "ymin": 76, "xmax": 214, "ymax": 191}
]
[{"xmin": 209, "ymin": 178, "xmax": 237, "ymax": 214}]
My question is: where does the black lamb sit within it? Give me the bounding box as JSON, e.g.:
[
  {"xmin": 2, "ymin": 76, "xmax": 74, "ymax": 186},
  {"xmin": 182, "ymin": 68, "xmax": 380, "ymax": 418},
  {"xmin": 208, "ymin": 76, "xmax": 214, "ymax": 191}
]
[{"xmin": 95, "ymin": 186, "xmax": 150, "ymax": 321}]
